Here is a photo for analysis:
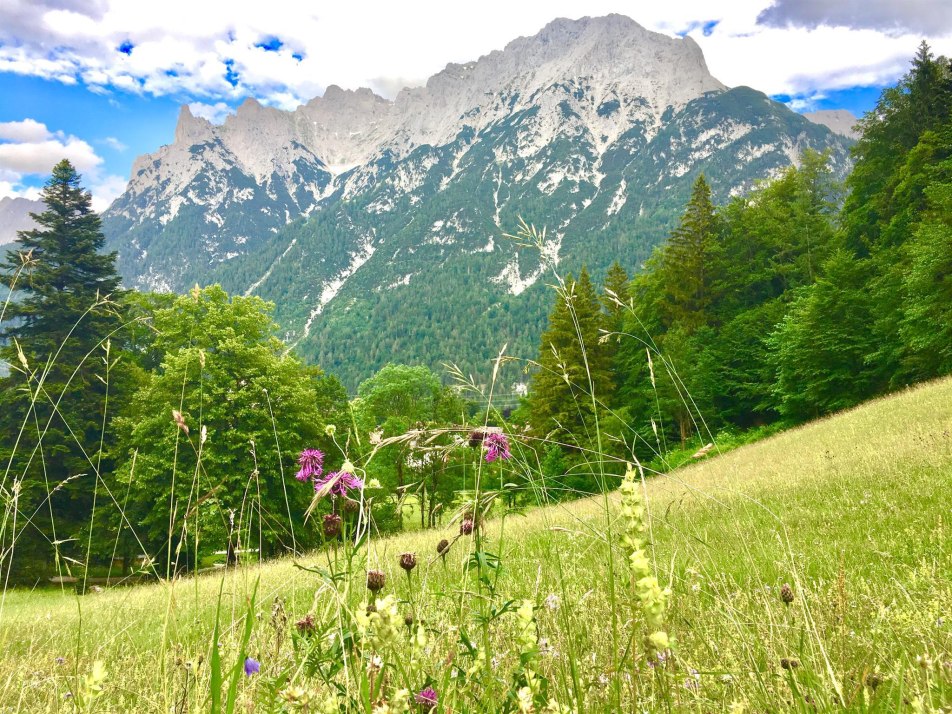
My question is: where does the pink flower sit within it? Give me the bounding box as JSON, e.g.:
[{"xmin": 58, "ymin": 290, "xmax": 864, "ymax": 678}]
[
  {"xmin": 415, "ymin": 686, "xmax": 437, "ymax": 710},
  {"xmin": 296, "ymin": 448, "xmax": 324, "ymax": 482},
  {"xmin": 313, "ymin": 470, "xmax": 363, "ymax": 498},
  {"xmin": 484, "ymin": 432, "xmax": 511, "ymax": 463}
]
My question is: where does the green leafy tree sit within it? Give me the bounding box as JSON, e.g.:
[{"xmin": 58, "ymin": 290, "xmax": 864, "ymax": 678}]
[
  {"xmin": 354, "ymin": 364, "xmax": 465, "ymax": 529},
  {"xmin": 770, "ymin": 251, "xmax": 879, "ymax": 420},
  {"xmin": 110, "ymin": 286, "xmax": 328, "ymax": 574},
  {"xmin": 898, "ymin": 156, "xmax": 952, "ymax": 379},
  {"xmin": 0, "ymin": 160, "xmax": 124, "ymax": 580}
]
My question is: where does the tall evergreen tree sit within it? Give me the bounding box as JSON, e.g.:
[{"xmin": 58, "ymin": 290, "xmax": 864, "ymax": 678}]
[
  {"xmin": 658, "ymin": 174, "xmax": 722, "ymax": 332},
  {"xmin": 528, "ymin": 268, "xmax": 613, "ymax": 447},
  {"xmin": 0, "ymin": 160, "xmax": 124, "ymax": 580}
]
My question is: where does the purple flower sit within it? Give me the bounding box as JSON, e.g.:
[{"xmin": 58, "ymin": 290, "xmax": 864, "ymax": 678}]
[
  {"xmin": 415, "ymin": 686, "xmax": 438, "ymax": 709},
  {"xmin": 244, "ymin": 657, "xmax": 260, "ymax": 676},
  {"xmin": 296, "ymin": 449, "xmax": 324, "ymax": 482},
  {"xmin": 313, "ymin": 470, "xmax": 363, "ymax": 498},
  {"xmin": 484, "ymin": 432, "xmax": 511, "ymax": 463}
]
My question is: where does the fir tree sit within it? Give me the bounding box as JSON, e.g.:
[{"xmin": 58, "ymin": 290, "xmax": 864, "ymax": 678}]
[
  {"xmin": 659, "ymin": 174, "xmax": 722, "ymax": 332},
  {"xmin": 0, "ymin": 160, "xmax": 124, "ymax": 579},
  {"xmin": 528, "ymin": 267, "xmax": 613, "ymax": 447}
]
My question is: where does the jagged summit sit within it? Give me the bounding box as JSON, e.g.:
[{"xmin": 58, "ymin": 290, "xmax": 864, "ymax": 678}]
[{"xmin": 103, "ymin": 14, "xmax": 852, "ymax": 385}]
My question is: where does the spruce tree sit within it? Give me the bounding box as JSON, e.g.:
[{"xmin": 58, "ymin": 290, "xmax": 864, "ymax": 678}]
[
  {"xmin": 659, "ymin": 174, "xmax": 722, "ymax": 332},
  {"xmin": 528, "ymin": 267, "xmax": 613, "ymax": 447},
  {"xmin": 0, "ymin": 160, "xmax": 124, "ymax": 580}
]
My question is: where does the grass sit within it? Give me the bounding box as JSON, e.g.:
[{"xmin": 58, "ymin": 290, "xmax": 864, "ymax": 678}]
[{"xmin": 1, "ymin": 378, "xmax": 950, "ymax": 712}]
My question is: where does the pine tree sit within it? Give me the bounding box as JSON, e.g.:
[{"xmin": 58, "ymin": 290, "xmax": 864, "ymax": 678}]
[
  {"xmin": 0, "ymin": 160, "xmax": 124, "ymax": 580},
  {"xmin": 659, "ymin": 174, "xmax": 722, "ymax": 332},
  {"xmin": 528, "ymin": 268, "xmax": 613, "ymax": 447}
]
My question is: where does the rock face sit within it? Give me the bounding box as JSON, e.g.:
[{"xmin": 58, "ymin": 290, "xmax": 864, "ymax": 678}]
[
  {"xmin": 103, "ymin": 14, "xmax": 853, "ymax": 387},
  {"xmin": 0, "ymin": 196, "xmax": 42, "ymax": 245},
  {"xmin": 803, "ymin": 109, "xmax": 860, "ymax": 139}
]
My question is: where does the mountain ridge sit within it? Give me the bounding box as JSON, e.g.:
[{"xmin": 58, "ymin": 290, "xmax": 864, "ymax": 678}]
[{"xmin": 101, "ymin": 14, "xmax": 853, "ymax": 388}]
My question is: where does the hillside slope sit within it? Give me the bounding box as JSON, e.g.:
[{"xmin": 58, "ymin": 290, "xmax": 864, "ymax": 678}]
[{"xmin": 1, "ymin": 378, "xmax": 949, "ymax": 711}]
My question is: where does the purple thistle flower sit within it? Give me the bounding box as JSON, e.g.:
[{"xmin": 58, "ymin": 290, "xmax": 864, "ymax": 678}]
[
  {"xmin": 484, "ymin": 432, "xmax": 511, "ymax": 463},
  {"xmin": 415, "ymin": 686, "xmax": 438, "ymax": 710},
  {"xmin": 244, "ymin": 657, "xmax": 260, "ymax": 676},
  {"xmin": 296, "ymin": 449, "xmax": 324, "ymax": 482},
  {"xmin": 313, "ymin": 470, "xmax": 363, "ymax": 498}
]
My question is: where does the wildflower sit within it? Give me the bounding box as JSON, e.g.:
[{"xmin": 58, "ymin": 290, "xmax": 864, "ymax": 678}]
[
  {"xmin": 325, "ymin": 424, "xmax": 336, "ymax": 437},
  {"xmin": 367, "ymin": 478, "xmax": 382, "ymax": 489},
  {"xmin": 369, "ymin": 428, "xmax": 383, "ymax": 445},
  {"xmin": 322, "ymin": 513, "xmax": 342, "ymax": 539},
  {"xmin": 54, "ymin": 657, "xmax": 65, "ymax": 665},
  {"xmin": 296, "ymin": 449, "xmax": 324, "ymax": 482},
  {"xmin": 436, "ymin": 538, "xmax": 450, "ymax": 556},
  {"xmin": 356, "ymin": 596, "xmax": 401, "ymax": 653},
  {"xmin": 314, "ymin": 470, "xmax": 362, "ymax": 498},
  {"xmin": 619, "ymin": 463, "xmax": 670, "ymax": 655},
  {"xmin": 460, "ymin": 519, "xmax": 474, "ymax": 536},
  {"xmin": 516, "ymin": 687, "xmax": 534, "ymax": 713},
  {"xmin": 400, "ymin": 552, "xmax": 417, "ymax": 572},
  {"xmin": 415, "ymin": 686, "xmax": 438, "ymax": 710},
  {"xmin": 780, "ymin": 583, "xmax": 794, "ymax": 604},
  {"xmin": 484, "ymin": 432, "xmax": 511, "ymax": 462},
  {"xmin": 295, "ymin": 614, "xmax": 315, "ymax": 635},
  {"xmin": 367, "ymin": 569, "xmax": 387, "ymax": 593},
  {"xmin": 544, "ymin": 593, "xmax": 561, "ymax": 611},
  {"xmin": 244, "ymin": 657, "xmax": 260, "ymax": 676}
]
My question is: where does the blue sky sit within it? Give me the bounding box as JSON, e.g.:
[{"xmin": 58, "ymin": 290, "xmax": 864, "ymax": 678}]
[{"xmin": 1, "ymin": 0, "xmax": 950, "ymax": 209}]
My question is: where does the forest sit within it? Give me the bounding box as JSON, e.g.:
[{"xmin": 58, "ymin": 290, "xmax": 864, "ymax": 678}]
[{"xmin": 1, "ymin": 43, "xmax": 949, "ymax": 584}]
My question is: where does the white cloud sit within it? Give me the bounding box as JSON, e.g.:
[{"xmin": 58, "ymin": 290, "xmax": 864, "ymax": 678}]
[
  {"xmin": 0, "ymin": 180, "xmax": 41, "ymax": 201},
  {"xmin": 0, "ymin": 1, "xmax": 950, "ymax": 110},
  {"xmin": 89, "ymin": 173, "xmax": 128, "ymax": 212},
  {"xmin": 188, "ymin": 101, "xmax": 234, "ymax": 124},
  {"xmin": 0, "ymin": 116, "xmax": 122, "ymax": 210},
  {"xmin": 101, "ymin": 136, "xmax": 127, "ymax": 151},
  {"xmin": 0, "ymin": 118, "xmax": 53, "ymax": 143}
]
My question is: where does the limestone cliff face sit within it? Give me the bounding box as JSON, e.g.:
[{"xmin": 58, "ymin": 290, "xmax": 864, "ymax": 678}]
[{"xmin": 102, "ymin": 14, "xmax": 852, "ymax": 386}]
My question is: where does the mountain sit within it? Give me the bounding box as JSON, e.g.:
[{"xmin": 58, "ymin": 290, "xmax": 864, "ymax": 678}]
[
  {"xmin": 102, "ymin": 14, "xmax": 854, "ymax": 389},
  {"xmin": 0, "ymin": 196, "xmax": 42, "ymax": 245},
  {"xmin": 803, "ymin": 109, "xmax": 860, "ymax": 139}
]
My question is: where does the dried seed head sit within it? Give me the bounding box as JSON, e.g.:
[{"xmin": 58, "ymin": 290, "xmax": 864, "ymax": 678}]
[
  {"xmin": 780, "ymin": 583, "xmax": 794, "ymax": 605},
  {"xmin": 404, "ymin": 613, "xmax": 414, "ymax": 628},
  {"xmin": 342, "ymin": 498, "xmax": 360, "ymax": 514},
  {"xmin": 322, "ymin": 514, "xmax": 342, "ymax": 539},
  {"xmin": 460, "ymin": 519, "xmax": 474, "ymax": 536},
  {"xmin": 399, "ymin": 552, "xmax": 417, "ymax": 572},
  {"xmin": 436, "ymin": 538, "xmax": 450, "ymax": 556},
  {"xmin": 780, "ymin": 658, "xmax": 800, "ymax": 670},
  {"xmin": 865, "ymin": 672, "xmax": 883, "ymax": 690},
  {"xmin": 366, "ymin": 569, "xmax": 386, "ymax": 593}
]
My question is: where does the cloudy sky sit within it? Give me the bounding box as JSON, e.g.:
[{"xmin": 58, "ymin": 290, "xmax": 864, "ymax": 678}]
[{"xmin": 0, "ymin": 0, "xmax": 950, "ymax": 209}]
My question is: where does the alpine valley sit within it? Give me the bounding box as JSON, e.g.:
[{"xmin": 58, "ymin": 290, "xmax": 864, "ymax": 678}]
[{"xmin": 101, "ymin": 14, "xmax": 854, "ymax": 389}]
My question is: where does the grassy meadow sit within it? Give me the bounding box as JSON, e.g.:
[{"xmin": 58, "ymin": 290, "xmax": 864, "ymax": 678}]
[{"xmin": 1, "ymin": 378, "xmax": 950, "ymax": 712}]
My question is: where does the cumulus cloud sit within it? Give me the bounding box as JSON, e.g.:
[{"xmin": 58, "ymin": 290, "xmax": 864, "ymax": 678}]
[
  {"xmin": 89, "ymin": 173, "xmax": 128, "ymax": 212},
  {"xmin": 188, "ymin": 101, "xmax": 234, "ymax": 124},
  {"xmin": 0, "ymin": 118, "xmax": 53, "ymax": 143},
  {"xmin": 0, "ymin": 117, "xmax": 122, "ymax": 209},
  {"xmin": 757, "ymin": 0, "xmax": 952, "ymax": 35},
  {"xmin": 0, "ymin": 0, "xmax": 950, "ymax": 111}
]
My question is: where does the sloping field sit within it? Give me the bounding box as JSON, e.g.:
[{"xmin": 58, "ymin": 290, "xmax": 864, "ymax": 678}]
[{"xmin": 1, "ymin": 379, "xmax": 950, "ymax": 712}]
